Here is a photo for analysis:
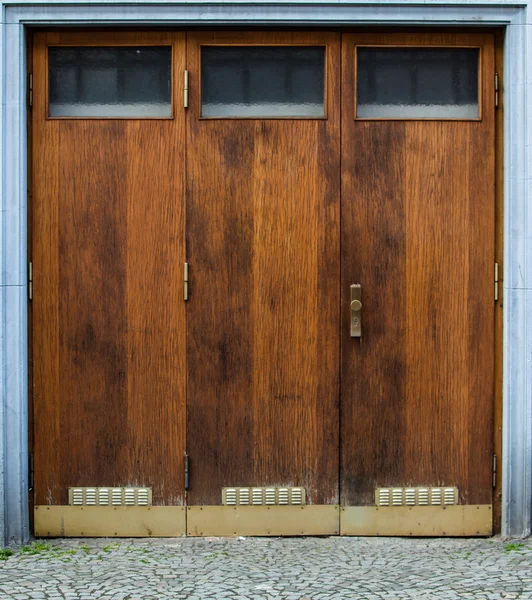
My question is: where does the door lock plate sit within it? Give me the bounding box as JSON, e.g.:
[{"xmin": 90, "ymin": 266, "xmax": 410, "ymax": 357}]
[{"xmin": 350, "ymin": 284, "xmax": 362, "ymax": 337}]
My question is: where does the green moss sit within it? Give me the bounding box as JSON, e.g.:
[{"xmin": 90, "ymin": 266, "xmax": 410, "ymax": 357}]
[
  {"xmin": 0, "ymin": 549, "xmax": 14, "ymax": 561},
  {"xmin": 504, "ymin": 542, "xmax": 525, "ymax": 553}
]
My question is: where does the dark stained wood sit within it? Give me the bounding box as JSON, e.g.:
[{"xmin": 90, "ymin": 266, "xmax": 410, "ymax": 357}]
[
  {"xmin": 186, "ymin": 32, "xmax": 341, "ymax": 505},
  {"xmin": 27, "ymin": 30, "xmax": 35, "ymax": 529},
  {"xmin": 33, "ymin": 33, "xmax": 61, "ymax": 506},
  {"xmin": 341, "ymin": 33, "xmax": 496, "ymax": 506},
  {"xmin": 32, "ymin": 31, "xmax": 186, "ymax": 506},
  {"xmin": 32, "ymin": 28, "xmax": 496, "ymax": 518},
  {"xmin": 58, "ymin": 119, "xmax": 129, "ymax": 494},
  {"xmin": 125, "ymin": 117, "xmax": 186, "ymax": 504},
  {"xmin": 493, "ymin": 30, "xmax": 504, "ymax": 533}
]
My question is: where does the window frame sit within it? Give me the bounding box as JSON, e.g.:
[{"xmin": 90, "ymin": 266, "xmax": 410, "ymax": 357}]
[
  {"xmin": 45, "ymin": 40, "xmax": 175, "ymax": 121},
  {"xmin": 198, "ymin": 43, "xmax": 329, "ymax": 120},
  {"xmin": 354, "ymin": 44, "xmax": 483, "ymax": 122}
]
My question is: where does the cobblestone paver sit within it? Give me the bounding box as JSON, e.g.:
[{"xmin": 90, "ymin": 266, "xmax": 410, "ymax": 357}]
[{"xmin": 0, "ymin": 536, "xmax": 531, "ymax": 599}]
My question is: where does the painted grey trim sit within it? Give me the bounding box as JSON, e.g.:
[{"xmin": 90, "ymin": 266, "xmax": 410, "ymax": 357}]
[
  {"xmin": 0, "ymin": 1, "xmax": 6, "ymax": 548},
  {"xmin": 1, "ymin": 1, "xmax": 531, "ymax": 543},
  {"xmin": 502, "ymin": 6, "xmax": 532, "ymax": 538},
  {"xmin": 4, "ymin": 4, "xmax": 524, "ymax": 25},
  {"xmin": 2, "ymin": 19, "xmax": 29, "ymax": 547}
]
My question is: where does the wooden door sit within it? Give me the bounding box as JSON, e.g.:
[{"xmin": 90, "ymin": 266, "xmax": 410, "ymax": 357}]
[
  {"xmin": 340, "ymin": 33, "xmax": 495, "ymax": 507},
  {"xmin": 185, "ymin": 32, "xmax": 341, "ymax": 505},
  {"xmin": 32, "ymin": 32, "xmax": 187, "ymax": 506}
]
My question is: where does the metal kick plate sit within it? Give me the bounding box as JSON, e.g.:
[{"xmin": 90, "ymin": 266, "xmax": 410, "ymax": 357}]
[
  {"xmin": 34, "ymin": 506, "xmax": 186, "ymax": 537},
  {"xmin": 340, "ymin": 505, "xmax": 492, "ymax": 537},
  {"xmin": 187, "ymin": 506, "xmax": 340, "ymax": 537}
]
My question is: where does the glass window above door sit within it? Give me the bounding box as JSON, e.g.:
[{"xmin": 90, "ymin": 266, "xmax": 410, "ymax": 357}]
[
  {"xmin": 356, "ymin": 47, "xmax": 480, "ymax": 119},
  {"xmin": 48, "ymin": 46, "xmax": 172, "ymax": 118},
  {"xmin": 201, "ymin": 46, "xmax": 326, "ymax": 118}
]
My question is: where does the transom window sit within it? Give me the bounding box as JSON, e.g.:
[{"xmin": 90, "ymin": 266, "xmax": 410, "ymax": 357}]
[
  {"xmin": 356, "ymin": 47, "xmax": 480, "ymax": 119},
  {"xmin": 48, "ymin": 46, "xmax": 172, "ymax": 118},
  {"xmin": 201, "ymin": 46, "xmax": 326, "ymax": 118}
]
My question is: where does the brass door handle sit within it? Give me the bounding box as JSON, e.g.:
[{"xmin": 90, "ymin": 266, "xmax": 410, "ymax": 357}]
[{"xmin": 350, "ymin": 284, "xmax": 362, "ymax": 337}]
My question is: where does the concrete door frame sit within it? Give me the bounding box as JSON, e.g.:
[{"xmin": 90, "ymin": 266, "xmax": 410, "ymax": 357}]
[{"xmin": 1, "ymin": 0, "xmax": 530, "ymax": 544}]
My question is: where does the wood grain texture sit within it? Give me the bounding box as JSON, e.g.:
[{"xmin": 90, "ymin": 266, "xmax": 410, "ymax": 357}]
[
  {"xmin": 32, "ymin": 29, "xmax": 496, "ymax": 517},
  {"xmin": 185, "ymin": 32, "xmax": 341, "ymax": 505},
  {"xmin": 32, "ymin": 32, "xmax": 186, "ymax": 506},
  {"xmin": 33, "ymin": 34, "xmax": 61, "ymax": 506},
  {"xmin": 493, "ymin": 30, "xmax": 504, "ymax": 533},
  {"xmin": 27, "ymin": 31, "xmax": 35, "ymax": 530},
  {"xmin": 341, "ymin": 33, "xmax": 495, "ymax": 506}
]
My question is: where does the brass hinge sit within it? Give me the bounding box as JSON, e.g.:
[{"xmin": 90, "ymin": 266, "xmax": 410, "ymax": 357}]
[
  {"xmin": 184, "ymin": 262, "xmax": 189, "ymax": 301},
  {"xmin": 494, "ymin": 262, "xmax": 500, "ymax": 301},
  {"xmin": 184, "ymin": 453, "xmax": 189, "ymax": 490},
  {"xmin": 492, "ymin": 454, "xmax": 497, "ymax": 489},
  {"xmin": 495, "ymin": 72, "xmax": 500, "ymax": 108},
  {"xmin": 29, "ymin": 453, "xmax": 34, "ymax": 492},
  {"xmin": 28, "ymin": 73, "xmax": 33, "ymax": 109},
  {"xmin": 28, "ymin": 261, "xmax": 33, "ymax": 300},
  {"xmin": 184, "ymin": 70, "xmax": 189, "ymax": 109}
]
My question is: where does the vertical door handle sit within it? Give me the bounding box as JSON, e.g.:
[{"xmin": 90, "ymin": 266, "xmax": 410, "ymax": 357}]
[{"xmin": 350, "ymin": 284, "xmax": 362, "ymax": 338}]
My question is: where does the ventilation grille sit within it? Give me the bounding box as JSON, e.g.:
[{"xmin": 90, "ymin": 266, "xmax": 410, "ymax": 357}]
[
  {"xmin": 69, "ymin": 487, "xmax": 152, "ymax": 506},
  {"xmin": 375, "ymin": 487, "xmax": 458, "ymax": 507},
  {"xmin": 222, "ymin": 487, "xmax": 306, "ymax": 506}
]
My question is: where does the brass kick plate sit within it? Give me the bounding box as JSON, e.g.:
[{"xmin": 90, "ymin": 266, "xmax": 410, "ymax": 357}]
[
  {"xmin": 340, "ymin": 505, "xmax": 492, "ymax": 537},
  {"xmin": 187, "ymin": 505, "xmax": 340, "ymax": 537},
  {"xmin": 34, "ymin": 506, "xmax": 186, "ymax": 537}
]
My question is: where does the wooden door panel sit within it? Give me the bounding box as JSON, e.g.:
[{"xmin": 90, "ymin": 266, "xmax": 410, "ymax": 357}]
[
  {"xmin": 186, "ymin": 32, "xmax": 341, "ymax": 505},
  {"xmin": 341, "ymin": 33, "xmax": 495, "ymax": 506},
  {"xmin": 32, "ymin": 32, "xmax": 186, "ymax": 505}
]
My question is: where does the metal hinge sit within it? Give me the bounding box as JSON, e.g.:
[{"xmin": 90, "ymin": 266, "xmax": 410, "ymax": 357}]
[
  {"xmin": 28, "ymin": 73, "xmax": 33, "ymax": 109},
  {"xmin": 184, "ymin": 453, "xmax": 189, "ymax": 490},
  {"xmin": 492, "ymin": 454, "xmax": 497, "ymax": 488},
  {"xmin": 28, "ymin": 261, "xmax": 33, "ymax": 300},
  {"xmin": 494, "ymin": 262, "xmax": 500, "ymax": 301},
  {"xmin": 495, "ymin": 72, "xmax": 500, "ymax": 108},
  {"xmin": 184, "ymin": 70, "xmax": 189, "ymax": 109},
  {"xmin": 184, "ymin": 262, "xmax": 189, "ymax": 301},
  {"xmin": 29, "ymin": 453, "xmax": 34, "ymax": 491}
]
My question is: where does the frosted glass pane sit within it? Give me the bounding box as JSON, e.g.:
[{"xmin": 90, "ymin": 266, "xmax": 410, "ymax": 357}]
[
  {"xmin": 49, "ymin": 47, "xmax": 171, "ymax": 117},
  {"xmin": 357, "ymin": 48, "xmax": 479, "ymax": 119},
  {"xmin": 201, "ymin": 46, "xmax": 325, "ymax": 117}
]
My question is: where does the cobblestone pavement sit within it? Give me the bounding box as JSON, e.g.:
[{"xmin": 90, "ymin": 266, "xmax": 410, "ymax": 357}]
[{"xmin": 0, "ymin": 536, "xmax": 531, "ymax": 599}]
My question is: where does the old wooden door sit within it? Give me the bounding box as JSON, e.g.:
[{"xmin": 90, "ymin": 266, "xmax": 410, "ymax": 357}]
[
  {"xmin": 340, "ymin": 33, "xmax": 496, "ymax": 516},
  {"xmin": 32, "ymin": 32, "xmax": 187, "ymax": 507},
  {"xmin": 185, "ymin": 32, "xmax": 341, "ymax": 507},
  {"xmin": 32, "ymin": 29, "xmax": 496, "ymax": 537}
]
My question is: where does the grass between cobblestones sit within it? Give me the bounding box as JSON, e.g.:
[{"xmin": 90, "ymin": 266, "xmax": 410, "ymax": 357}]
[
  {"xmin": 0, "ymin": 537, "xmax": 530, "ymax": 599},
  {"xmin": 1, "ymin": 537, "xmax": 531, "ymax": 563}
]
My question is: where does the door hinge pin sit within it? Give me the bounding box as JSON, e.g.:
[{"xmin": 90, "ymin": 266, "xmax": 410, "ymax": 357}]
[
  {"xmin": 28, "ymin": 261, "xmax": 33, "ymax": 300},
  {"xmin": 494, "ymin": 262, "xmax": 500, "ymax": 301},
  {"xmin": 184, "ymin": 262, "xmax": 189, "ymax": 301},
  {"xmin": 184, "ymin": 453, "xmax": 189, "ymax": 490},
  {"xmin": 184, "ymin": 70, "xmax": 189, "ymax": 109},
  {"xmin": 28, "ymin": 73, "xmax": 33, "ymax": 109},
  {"xmin": 495, "ymin": 72, "xmax": 500, "ymax": 108},
  {"xmin": 29, "ymin": 453, "xmax": 34, "ymax": 491},
  {"xmin": 492, "ymin": 454, "xmax": 497, "ymax": 488}
]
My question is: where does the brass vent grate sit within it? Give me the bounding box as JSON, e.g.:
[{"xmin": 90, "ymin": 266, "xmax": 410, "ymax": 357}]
[
  {"xmin": 375, "ymin": 487, "xmax": 458, "ymax": 507},
  {"xmin": 222, "ymin": 487, "xmax": 306, "ymax": 506},
  {"xmin": 68, "ymin": 487, "xmax": 152, "ymax": 506}
]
